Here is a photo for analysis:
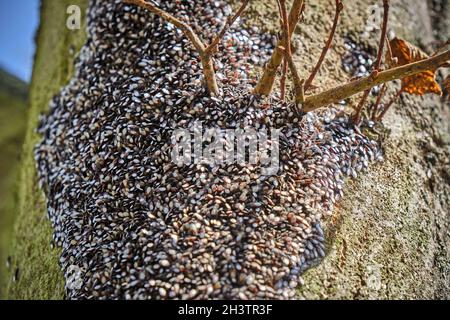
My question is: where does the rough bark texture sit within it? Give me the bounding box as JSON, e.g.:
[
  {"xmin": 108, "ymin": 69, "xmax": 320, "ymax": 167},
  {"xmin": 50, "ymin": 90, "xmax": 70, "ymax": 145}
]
[
  {"xmin": 1, "ymin": 0, "xmax": 89, "ymax": 299},
  {"xmin": 1, "ymin": 0, "xmax": 449, "ymax": 299}
]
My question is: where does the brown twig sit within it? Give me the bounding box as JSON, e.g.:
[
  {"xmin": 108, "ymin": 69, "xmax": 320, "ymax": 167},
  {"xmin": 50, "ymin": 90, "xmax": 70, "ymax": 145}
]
[
  {"xmin": 124, "ymin": 0, "xmax": 250, "ymax": 96},
  {"xmin": 371, "ymin": 83, "xmax": 388, "ymax": 120},
  {"xmin": 280, "ymin": 58, "xmax": 289, "ymax": 101},
  {"xmin": 431, "ymin": 38, "xmax": 450, "ymax": 57},
  {"xmin": 384, "ymin": 37, "xmax": 398, "ymax": 68},
  {"xmin": 304, "ymin": 0, "xmax": 343, "ymax": 91},
  {"xmin": 124, "ymin": 0, "xmax": 205, "ymax": 52},
  {"xmin": 377, "ymin": 87, "xmax": 403, "ymax": 120},
  {"xmin": 353, "ymin": 0, "xmax": 390, "ymax": 123},
  {"xmin": 370, "ymin": 39, "xmax": 394, "ymax": 120},
  {"xmin": 353, "ymin": 90, "xmax": 371, "ymax": 121},
  {"xmin": 301, "ymin": 49, "xmax": 450, "ymax": 111},
  {"xmin": 278, "ymin": 0, "xmax": 291, "ymax": 101},
  {"xmin": 254, "ymin": 0, "xmax": 305, "ymax": 96},
  {"xmin": 373, "ymin": 0, "xmax": 390, "ymax": 71},
  {"xmin": 286, "ymin": 53, "xmax": 305, "ymax": 102}
]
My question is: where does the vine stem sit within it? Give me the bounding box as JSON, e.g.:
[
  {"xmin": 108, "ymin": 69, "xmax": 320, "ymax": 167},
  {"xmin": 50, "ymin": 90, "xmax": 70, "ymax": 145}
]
[
  {"xmin": 278, "ymin": 0, "xmax": 291, "ymax": 101},
  {"xmin": 371, "ymin": 83, "xmax": 388, "ymax": 121},
  {"xmin": 253, "ymin": 0, "xmax": 305, "ymax": 96},
  {"xmin": 377, "ymin": 88, "xmax": 403, "ymax": 120},
  {"xmin": 353, "ymin": 0, "xmax": 390, "ymax": 124},
  {"xmin": 301, "ymin": 49, "xmax": 450, "ymax": 111},
  {"xmin": 304, "ymin": 0, "xmax": 343, "ymax": 91}
]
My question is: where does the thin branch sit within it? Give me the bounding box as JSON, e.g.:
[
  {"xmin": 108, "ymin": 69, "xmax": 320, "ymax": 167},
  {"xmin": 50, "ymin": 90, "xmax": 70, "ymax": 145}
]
[
  {"xmin": 286, "ymin": 51, "xmax": 304, "ymax": 102},
  {"xmin": 124, "ymin": 0, "xmax": 205, "ymax": 52},
  {"xmin": 280, "ymin": 58, "xmax": 289, "ymax": 101},
  {"xmin": 377, "ymin": 87, "xmax": 403, "ymax": 120},
  {"xmin": 373, "ymin": 0, "xmax": 390, "ymax": 71},
  {"xmin": 278, "ymin": 0, "xmax": 291, "ymax": 101},
  {"xmin": 353, "ymin": 0, "xmax": 390, "ymax": 123},
  {"xmin": 254, "ymin": 0, "xmax": 305, "ymax": 96},
  {"xmin": 300, "ymin": 49, "xmax": 450, "ymax": 111},
  {"xmin": 385, "ymin": 38, "xmax": 395, "ymax": 66},
  {"xmin": 304, "ymin": 0, "xmax": 343, "ymax": 91},
  {"xmin": 353, "ymin": 88, "xmax": 371, "ymax": 122},
  {"xmin": 125, "ymin": 0, "xmax": 251, "ymax": 96},
  {"xmin": 277, "ymin": 0, "xmax": 305, "ymax": 103},
  {"xmin": 371, "ymin": 83, "xmax": 388, "ymax": 120},
  {"xmin": 205, "ymin": 0, "xmax": 251, "ymax": 55},
  {"xmin": 124, "ymin": 0, "xmax": 219, "ymax": 94},
  {"xmin": 370, "ymin": 39, "xmax": 393, "ymax": 120}
]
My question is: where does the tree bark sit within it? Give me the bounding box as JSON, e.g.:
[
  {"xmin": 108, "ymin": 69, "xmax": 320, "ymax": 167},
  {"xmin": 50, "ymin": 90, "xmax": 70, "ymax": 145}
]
[{"xmin": 3, "ymin": 0, "xmax": 449, "ymax": 299}]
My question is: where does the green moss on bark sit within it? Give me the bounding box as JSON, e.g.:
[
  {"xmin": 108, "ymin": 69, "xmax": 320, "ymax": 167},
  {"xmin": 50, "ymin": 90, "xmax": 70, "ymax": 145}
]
[{"xmin": 2, "ymin": 0, "xmax": 88, "ymax": 300}]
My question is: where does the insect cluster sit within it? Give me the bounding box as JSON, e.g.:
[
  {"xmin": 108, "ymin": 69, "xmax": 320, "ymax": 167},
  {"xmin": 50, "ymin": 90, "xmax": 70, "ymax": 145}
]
[{"xmin": 34, "ymin": 0, "xmax": 387, "ymax": 299}]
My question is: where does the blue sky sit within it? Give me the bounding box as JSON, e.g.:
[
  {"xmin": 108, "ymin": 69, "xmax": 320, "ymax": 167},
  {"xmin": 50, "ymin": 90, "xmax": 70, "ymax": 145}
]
[{"xmin": 0, "ymin": 0, "xmax": 40, "ymax": 82}]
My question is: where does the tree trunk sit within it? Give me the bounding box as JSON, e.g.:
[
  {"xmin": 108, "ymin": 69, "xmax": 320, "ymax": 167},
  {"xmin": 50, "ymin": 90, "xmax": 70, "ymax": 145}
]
[{"xmin": 2, "ymin": 0, "xmax": 449, "ymax": 299}]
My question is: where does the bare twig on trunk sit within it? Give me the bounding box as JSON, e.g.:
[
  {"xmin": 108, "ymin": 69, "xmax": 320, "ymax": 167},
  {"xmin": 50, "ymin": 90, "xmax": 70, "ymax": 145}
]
[
  {"xmin": 304, "ymin": 0, "xmax": 343, "ymax": 91},
  {"xmin": 370, "ymin": 39, "xmax": 394, "ymax": 120},
  {"xmin": 124, "ymin": 0, "xmax": 250, "ymax": 96},
  {"xmin": 377, "ymin": 88, "xmax": 403, "ymax": 120},
  {"xmin": 280, "ymin": 57, "xmax": 289, "ymax": 101},
  {"xmin": 277, "ymin": 0, "xmax": 291, "ymax": 101},
  {"xmin": 371, "ymin": 83, "xmax": 388, "ymax": 120},
  {"xmin": 286, "ymin": 53, "xmax": 305, "ymax": 102},
  {"xmin": 253, "ymin": 0, "xmax": 305, "ymax": 96},
  {"xmin": 300, "ymin": 49, "xmax": 450, "ymax": 111}
]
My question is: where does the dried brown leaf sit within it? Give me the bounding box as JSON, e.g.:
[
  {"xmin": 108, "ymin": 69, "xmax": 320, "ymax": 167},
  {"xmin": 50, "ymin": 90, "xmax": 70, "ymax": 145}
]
[{"xmin": 388, "ymin": 37, "xmax": 442, "ymax": 96}]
